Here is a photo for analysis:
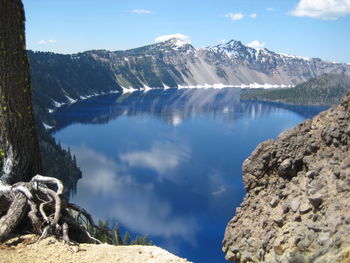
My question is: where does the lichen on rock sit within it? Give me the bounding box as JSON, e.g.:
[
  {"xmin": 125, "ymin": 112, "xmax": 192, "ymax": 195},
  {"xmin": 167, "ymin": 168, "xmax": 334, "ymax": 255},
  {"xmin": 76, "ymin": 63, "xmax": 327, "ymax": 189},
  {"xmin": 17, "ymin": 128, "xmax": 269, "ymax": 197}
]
[{"xmin": 223, "ymin": 91, "xmax": 350, "ymax": 263}]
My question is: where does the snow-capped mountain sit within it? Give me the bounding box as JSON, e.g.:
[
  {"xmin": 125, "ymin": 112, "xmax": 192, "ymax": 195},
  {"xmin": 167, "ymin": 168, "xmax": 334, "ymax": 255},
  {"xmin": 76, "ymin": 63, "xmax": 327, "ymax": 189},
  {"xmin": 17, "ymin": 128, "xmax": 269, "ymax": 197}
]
[
  {"xmin": 28, "ymin": 38, "xmax": 350, "ymax": 112},
  {"xmin": 111, "ymin": 38, "xmax": 350, "ymax": 88}
]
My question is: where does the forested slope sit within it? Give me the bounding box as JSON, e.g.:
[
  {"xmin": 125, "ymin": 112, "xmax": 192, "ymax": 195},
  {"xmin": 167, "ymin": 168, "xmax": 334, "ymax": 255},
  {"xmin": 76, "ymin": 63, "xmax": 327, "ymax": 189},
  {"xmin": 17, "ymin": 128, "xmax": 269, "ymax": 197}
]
[{"xmin": 241, "ymin": 74, "xmax": 350, "ymax": 106}]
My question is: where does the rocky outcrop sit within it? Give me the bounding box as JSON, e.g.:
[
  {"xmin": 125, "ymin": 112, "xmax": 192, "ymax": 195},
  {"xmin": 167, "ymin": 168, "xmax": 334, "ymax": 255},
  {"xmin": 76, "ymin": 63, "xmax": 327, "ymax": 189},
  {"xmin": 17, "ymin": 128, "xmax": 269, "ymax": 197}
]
[{"xmin": 223, "ymin": 91, "xmax": 350, "ymax": 262}]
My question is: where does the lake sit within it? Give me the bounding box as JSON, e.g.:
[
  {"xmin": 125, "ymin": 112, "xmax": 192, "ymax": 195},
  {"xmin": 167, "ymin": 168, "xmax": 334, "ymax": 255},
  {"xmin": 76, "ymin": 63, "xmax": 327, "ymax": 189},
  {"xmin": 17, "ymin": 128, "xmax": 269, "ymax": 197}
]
[{"xmin": 52, "ymin": 88, "xmax": 327, "ymax": 263}]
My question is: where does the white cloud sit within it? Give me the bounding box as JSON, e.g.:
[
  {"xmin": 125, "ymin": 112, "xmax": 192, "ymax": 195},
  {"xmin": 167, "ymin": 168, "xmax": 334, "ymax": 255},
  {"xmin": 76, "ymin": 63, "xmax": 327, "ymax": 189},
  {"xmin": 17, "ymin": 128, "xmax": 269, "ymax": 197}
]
[
  {"xmin": 249, "ymin": 13, "xmax": 257, "ymax": 19},
  {"xmin": 247, "ymin": 40, "xmax": 266, "ymax": 49},
  {"xmin": 154, "ymin": 33, "xmax": 191, "ymax": 44},
  {"xmin": 38, "ymin": 39, "xmax": 57, "ymax": 45},
  {"xmin": 225, "ymin": 13, "xmax": 244, "ymax": 20},
  {"xmin": 290, "ymin": 0, "xmax": 350, "ymax": 20},
  {"xmin": 130, "ymin": 9, "xmax": 153, "ymax": 14}
]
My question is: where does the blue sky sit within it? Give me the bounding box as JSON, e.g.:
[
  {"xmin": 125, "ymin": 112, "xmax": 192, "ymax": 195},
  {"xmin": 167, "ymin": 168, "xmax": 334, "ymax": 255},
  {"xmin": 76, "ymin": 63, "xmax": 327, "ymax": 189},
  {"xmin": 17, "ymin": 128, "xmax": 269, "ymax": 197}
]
[{"xmin": 23, "ymin": 0, "xmax": 350, "ymax": 62}]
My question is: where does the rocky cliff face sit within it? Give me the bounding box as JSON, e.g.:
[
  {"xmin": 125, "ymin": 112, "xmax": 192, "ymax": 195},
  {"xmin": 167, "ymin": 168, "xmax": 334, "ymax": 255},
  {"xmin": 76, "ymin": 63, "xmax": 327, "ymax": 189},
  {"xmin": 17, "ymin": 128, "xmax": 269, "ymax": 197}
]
[{"xmin": 223, "ymin": 92, "xmax": 350, "ymax": 262}]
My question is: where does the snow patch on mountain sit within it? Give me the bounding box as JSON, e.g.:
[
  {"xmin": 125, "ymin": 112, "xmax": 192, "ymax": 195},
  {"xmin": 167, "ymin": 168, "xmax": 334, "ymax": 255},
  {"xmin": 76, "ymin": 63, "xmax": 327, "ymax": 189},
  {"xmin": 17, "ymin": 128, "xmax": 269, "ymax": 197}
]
[{"xmin": 276, "ymin": 52, "xmax": 310, "ymax": 61}]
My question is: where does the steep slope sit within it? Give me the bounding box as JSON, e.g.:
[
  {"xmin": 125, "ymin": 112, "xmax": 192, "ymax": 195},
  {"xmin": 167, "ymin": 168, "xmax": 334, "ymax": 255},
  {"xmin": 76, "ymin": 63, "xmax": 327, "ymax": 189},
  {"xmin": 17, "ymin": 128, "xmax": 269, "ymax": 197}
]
[
  {"xmin": 28, "ymin": 38, "xmax": 350, "ymax": 117},
  {"xmin": 36, "ymin": 124, "xmax": 81, "ymax": 195},
  {"xmin": 241, "ymin": 74, "xmax": 350, "ymax": 106},
  {"xmin": 222, "ymin": 92, "xmax": 350, "ymax": 262},
  {"xmin": 204, "ymin": 40, "xmax": 350, "ymax": 85}
]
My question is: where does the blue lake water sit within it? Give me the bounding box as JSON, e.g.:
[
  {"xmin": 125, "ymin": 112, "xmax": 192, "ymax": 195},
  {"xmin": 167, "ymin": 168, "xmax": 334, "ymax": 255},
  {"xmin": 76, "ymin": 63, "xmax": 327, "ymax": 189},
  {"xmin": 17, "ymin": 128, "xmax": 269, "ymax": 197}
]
[{"xmin": 52, "ymin": 88, "xmax": 327, "ymax": 263}]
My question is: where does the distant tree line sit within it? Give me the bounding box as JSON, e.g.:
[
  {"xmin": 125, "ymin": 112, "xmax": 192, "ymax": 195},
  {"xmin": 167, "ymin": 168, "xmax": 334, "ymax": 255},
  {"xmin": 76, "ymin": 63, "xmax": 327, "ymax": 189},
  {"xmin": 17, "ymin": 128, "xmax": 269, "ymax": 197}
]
[
  {"xmin": 240, "ymin": 74, "xmax": 350, "ymax": 106},
  {"xmin": 87, "ymin": 219, "xmax": 153, "ymax": 246}
]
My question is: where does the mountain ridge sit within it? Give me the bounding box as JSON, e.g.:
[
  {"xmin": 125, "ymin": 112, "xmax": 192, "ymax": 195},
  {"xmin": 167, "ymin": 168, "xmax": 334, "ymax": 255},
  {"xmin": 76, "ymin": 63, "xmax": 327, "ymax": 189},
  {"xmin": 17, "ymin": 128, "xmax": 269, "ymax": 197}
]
[{"xmin": 28, "ymin": 37, "xmax": 350, "ymax": 125}]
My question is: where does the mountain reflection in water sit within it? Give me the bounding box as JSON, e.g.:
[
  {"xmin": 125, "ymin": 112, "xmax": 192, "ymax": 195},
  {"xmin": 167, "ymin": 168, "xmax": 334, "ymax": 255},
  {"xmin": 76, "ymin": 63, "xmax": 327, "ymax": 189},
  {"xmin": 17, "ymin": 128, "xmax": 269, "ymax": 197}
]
[
  {"xmin": 52, "ymin": 88, "xmax": 327, "ymax": 263},
  {"xmin": 53, "ymin": 89, "xmax": 327, "ymax": 131}
]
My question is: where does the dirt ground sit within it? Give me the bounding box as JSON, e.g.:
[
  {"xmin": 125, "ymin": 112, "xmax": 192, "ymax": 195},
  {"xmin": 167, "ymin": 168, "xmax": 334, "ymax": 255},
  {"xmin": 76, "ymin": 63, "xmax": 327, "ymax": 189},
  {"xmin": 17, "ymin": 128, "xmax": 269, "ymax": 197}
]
[{"xmin": 0, "ymin": 235, "xmax": 193, "ymax": 263}]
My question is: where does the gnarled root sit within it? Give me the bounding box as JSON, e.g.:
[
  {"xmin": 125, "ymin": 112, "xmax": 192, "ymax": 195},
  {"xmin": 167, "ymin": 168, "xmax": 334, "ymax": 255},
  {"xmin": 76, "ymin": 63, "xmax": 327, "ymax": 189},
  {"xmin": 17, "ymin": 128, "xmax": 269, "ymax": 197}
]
[{"xmin": 0, "ymin": 175, "xmax": 100, "ymax": 244}]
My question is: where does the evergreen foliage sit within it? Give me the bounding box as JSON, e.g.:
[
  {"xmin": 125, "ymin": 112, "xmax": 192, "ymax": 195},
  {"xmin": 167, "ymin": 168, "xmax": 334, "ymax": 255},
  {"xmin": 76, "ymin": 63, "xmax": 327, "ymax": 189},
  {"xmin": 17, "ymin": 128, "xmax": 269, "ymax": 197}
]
[
  {"xmin": 87, "ymin": 220, "xmax": 153, "ymax": 246},
  {"xmin": 36, "ymin": 123, "xmax": 82, "ymax": 195},
  {"xmin": 240, "ymin": 74, "xmax": 350, "ymax": 106}
]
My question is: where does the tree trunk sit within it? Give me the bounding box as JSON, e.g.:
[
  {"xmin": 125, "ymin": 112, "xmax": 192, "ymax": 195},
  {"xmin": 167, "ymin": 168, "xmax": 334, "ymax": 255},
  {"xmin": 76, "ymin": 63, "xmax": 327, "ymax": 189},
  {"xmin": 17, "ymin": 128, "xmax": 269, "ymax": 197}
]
[
  {"xmin": 0, "ymin": 0, "xmax": 42, "ymax": 184},
  {"xmin": 0, "ymin": 1, "xmax": 100, "ymax": 244}
]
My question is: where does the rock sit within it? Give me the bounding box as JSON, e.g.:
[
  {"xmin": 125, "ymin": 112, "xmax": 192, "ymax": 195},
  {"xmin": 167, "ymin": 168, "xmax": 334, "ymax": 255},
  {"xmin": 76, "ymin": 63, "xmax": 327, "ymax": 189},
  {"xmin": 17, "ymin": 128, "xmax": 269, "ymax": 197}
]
[
  {"xmin": 345, "ymin": 216, "xmax": 350, "ymax": 224},
  {"xmin": 290, "ymin": 199, "xmax": 300, "ymax": 212},
  {"xmin": 223, "ymin": 92, "xmax": 350, "ymax": 262},
  {"xmin": 308, "ymin": 225, "xmax": 322, "ymax": 232},
  {"xmin": 308, "ymin": 181, "xmax": 325, "ymax": 195},
  {"xmin": 270, "ymin": 196, "xmax": 279, "ymax": 208},
  {"xmin": 273, "ymin": 216, "xmax": 284, "ymax": 227},
  {"xmin": 282, "ymin": 204, "xmax": 289, "ymax": 214},
  {"xmin": 297, "ymin": 239, "xmax": 311, "ymax": 251},
  {"xmin": 333, "ymin": 237, "xmax": 342, "ymax": 248},
  {"xmin": 318, "ymin": 233, "xmax": 330, "ymax": 246},
  {"xmin": 308, "ymin": 193, "xmax": 323, "ymax": 209},
  {"xmin": 307, "ymin": 230, "xmax": 317, "ymax": 242},
  {"xmin": 341, "ymin": 157, "xmax": 350, "ymax": 169},
  {"xmin": 274, "ymin": 245, "xmax": 284, "ymax": 255},
  {"xmin": 326, "ymin": 215, "xmax": 343, "ymax": 234},
  {"xmin": 278, "ymin": 159, "xmax": 296, "ymax": 178},
  {"xmin": 305, "ymin": 170, "xmax": 318, "ymax": 179},
  {"xmin": 312, "ymin": 214, "xmax": 319, "ymax": 222},
  {"xmin": 225, "ymin": 250, "xmax": 237, "ymax": 262},
  {"xmin": 299, "ymin": 203, "xmax": 312, "ymax": 214},
  {"xmin": 294, "ymin": 213, "xmax": 302, "ymax": 222},
  {"xmin": 294, "ymin": 233, "xmax": 305, "ymax": 245},
  {"xmin": 262, "ymin": 233, "xmax": 272, "ymax": 250}
]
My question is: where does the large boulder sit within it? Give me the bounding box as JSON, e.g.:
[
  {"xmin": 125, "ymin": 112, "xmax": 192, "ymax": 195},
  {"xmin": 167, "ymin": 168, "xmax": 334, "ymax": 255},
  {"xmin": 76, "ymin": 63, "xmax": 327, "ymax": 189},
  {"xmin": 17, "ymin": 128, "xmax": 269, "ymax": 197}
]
[{"xmin": 223, "ymin": 92, "xmax": 350, "ymax": 262}]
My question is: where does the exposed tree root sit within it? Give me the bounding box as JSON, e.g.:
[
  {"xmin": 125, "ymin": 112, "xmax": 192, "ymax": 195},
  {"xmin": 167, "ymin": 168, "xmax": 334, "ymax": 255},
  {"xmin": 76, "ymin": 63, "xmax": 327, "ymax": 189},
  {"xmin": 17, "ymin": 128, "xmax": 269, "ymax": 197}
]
[{"xmin": 0, "ymin": 175, "xmax": 100, "ymax": 244}]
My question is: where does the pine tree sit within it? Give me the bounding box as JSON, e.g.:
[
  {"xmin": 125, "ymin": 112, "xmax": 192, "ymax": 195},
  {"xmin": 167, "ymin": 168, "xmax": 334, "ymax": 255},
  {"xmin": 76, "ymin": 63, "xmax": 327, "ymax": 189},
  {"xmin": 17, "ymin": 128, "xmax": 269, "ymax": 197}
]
[
  {"xmin": 113, "ymin": 225, "xmax": 123, "ymax": 245},
  {"xmin": 123, "ymin": 231, "xmax": 131, "ymax": 245}
]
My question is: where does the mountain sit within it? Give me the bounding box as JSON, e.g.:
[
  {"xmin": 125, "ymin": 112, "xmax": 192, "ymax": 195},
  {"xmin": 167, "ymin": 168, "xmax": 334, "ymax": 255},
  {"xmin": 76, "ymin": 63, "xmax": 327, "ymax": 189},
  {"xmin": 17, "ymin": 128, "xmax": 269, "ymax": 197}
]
[
  {"xmin": 204, "ymin": 40, "xmax": 349, "ymax": 85},
  {"xmin": 223, "ymin": 91, "xmax": 350, "ymax": 262},
  {"xmin": 28, "ymin": 38, "xmax": 350, "ymax": 123},
  {"xmin": 241, "ymin": 73, "xmax": 350, "ymax": 106}
]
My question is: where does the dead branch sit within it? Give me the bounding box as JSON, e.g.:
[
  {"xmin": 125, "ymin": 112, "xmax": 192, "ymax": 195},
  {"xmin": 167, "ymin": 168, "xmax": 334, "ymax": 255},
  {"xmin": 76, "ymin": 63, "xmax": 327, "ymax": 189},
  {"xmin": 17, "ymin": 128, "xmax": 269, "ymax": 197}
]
[{"xmin": 0, "ymin": 175, "xmax": 100, "ymax": 244}]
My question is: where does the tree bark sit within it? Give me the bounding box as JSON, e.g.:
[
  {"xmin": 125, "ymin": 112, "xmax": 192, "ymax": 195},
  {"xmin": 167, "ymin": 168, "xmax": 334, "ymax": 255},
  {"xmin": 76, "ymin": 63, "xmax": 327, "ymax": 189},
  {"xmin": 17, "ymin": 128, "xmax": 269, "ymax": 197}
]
[
  {"xmin": 0, "ymin": 1, "xmax": 100, "ymax": 244},
  {"xmin": 0, "ymin": 0, "xmax": 42, "ymax": 184},
  {"xmin": 0, "ymin": 191, "xmax": 27, "ymax": 242}
]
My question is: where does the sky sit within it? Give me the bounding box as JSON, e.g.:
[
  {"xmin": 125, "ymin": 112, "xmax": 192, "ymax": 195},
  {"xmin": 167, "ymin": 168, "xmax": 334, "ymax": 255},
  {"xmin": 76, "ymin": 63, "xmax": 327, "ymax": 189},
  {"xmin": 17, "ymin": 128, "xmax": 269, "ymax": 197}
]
[{"xmin": 23, "ymin": 0, "xmax": 350, "ymax": 63}]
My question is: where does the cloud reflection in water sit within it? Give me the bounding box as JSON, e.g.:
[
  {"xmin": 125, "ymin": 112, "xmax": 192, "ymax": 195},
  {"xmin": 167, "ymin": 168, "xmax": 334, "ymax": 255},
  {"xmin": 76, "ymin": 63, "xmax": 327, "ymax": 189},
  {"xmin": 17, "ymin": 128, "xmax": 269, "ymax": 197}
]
[
  {"xmin": 120, "ymin": 141, "xmax": 191, "ymax": 175},
  {"xmin": 71, "ymin": 145, "xmax": 198, "ymax": 244}
]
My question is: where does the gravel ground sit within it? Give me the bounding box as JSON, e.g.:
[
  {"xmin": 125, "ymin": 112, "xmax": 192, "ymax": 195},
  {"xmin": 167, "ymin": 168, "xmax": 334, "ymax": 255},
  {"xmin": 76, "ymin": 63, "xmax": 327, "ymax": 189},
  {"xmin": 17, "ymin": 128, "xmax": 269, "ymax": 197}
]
[{"xmin": 0, "ymin": 235, "xmax": 193, "ymax": 263}]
